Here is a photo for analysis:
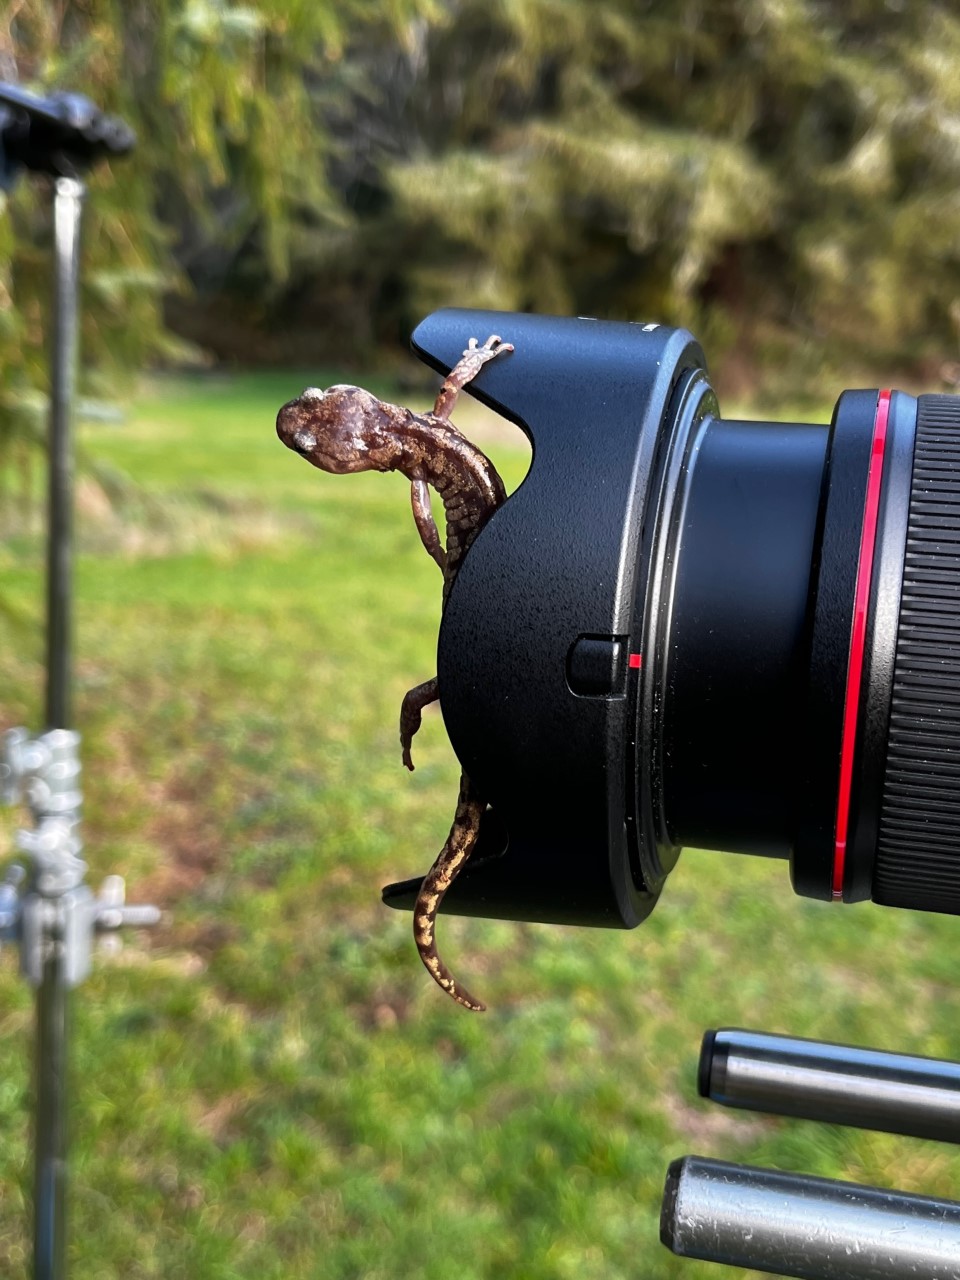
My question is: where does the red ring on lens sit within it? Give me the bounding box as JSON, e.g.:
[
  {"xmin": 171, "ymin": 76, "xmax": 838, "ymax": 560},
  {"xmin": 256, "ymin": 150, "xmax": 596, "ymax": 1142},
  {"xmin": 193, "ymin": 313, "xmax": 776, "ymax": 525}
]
[{"xmin": 832, "ymin": 390, "xmax": 892, "ymax": 898}]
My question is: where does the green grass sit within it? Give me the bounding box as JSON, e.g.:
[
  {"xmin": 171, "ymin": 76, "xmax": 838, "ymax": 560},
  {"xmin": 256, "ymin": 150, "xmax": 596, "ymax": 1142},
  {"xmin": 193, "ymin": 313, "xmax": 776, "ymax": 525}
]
[{"xmin": 1, "ymin": 370, "xmax": 959, "ymax": 1277}]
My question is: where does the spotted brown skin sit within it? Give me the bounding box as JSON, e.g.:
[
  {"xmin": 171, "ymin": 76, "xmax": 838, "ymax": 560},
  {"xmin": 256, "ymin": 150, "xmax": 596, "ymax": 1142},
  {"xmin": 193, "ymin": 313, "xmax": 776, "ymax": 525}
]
[{"xmin": 276, "ymin": 335, "xmax": 513, "ymax": 1011}]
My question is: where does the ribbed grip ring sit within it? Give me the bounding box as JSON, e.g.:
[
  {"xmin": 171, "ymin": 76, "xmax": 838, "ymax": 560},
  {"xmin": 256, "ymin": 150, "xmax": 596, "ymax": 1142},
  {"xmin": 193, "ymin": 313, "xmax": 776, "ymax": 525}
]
[{"xmin": 875, "ymin": 394, "xmax": 960, "ymax": 913}]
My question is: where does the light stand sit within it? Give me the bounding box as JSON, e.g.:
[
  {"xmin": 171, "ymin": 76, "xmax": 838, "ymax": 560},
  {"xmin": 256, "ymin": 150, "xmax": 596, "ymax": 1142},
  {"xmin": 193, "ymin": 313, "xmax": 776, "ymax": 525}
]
[{"xmin": 0, "ymin": 83, "xmax": 159, "ymax": 1280}]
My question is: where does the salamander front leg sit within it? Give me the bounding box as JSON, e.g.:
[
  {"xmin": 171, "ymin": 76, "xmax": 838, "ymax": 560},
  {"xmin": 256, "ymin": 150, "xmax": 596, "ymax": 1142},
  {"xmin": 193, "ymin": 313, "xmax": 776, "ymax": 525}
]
[
  {"xmin": 400, "ymin": 676, "xmax": 439, "ymax": 771},
  {"xmin": 410, "ymin": 478, "xmax": 447, "ymax": 571},
  {"xmin": 433, "ymin": 334, "xmax": 514, "ymax": 421}
]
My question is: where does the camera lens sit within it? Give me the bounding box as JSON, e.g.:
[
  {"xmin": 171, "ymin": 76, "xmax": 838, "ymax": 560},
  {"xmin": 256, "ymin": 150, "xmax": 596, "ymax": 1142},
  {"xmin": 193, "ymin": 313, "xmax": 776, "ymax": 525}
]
[
  {"xmin": 389, "ymin": 311, "xmax": 960, "ymax": 930},
  {"xmin": 636, "ymin": 371, "xmax": 945, "ymax": 911}
]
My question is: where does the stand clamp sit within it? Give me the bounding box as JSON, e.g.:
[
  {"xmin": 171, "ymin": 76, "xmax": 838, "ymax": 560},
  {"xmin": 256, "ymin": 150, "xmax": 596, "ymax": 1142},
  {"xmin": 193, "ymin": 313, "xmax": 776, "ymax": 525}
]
[
  {"xmin": 0, "ymin": 83, "xmax": 135, "ymax": 188},
  {"xmin": 1, "ymin": 728, "xmax": 160, "ymax": 988}
]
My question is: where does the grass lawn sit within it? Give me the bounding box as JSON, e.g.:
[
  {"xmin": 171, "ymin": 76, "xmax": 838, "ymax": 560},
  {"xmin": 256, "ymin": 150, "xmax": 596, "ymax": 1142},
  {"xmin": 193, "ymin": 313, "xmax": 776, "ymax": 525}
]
[{"xmin": 0, "ymin": 369, "xmax": 958, "ymax": 1278}]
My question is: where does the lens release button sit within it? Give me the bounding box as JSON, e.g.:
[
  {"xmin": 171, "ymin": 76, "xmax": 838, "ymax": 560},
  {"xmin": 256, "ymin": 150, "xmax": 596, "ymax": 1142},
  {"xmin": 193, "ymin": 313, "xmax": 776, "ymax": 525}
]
[{"xmin": 567, "ymin": 636, "xmax": 626, "ymax": 697}]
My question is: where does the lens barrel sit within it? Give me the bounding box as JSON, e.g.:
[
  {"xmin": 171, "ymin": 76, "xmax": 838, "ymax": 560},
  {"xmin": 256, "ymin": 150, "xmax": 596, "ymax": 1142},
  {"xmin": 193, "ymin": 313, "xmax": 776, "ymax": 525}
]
[
  {"xmin": 640, "ymin": 382, "xmax": 960, "ymax": 914},
  {"xmin": 383, "ymin": 310, "xmax": 960, "ymax": 929},
  {"xmin": 642, "ymin": 380, "xmax": 929, "ymax": 909}
]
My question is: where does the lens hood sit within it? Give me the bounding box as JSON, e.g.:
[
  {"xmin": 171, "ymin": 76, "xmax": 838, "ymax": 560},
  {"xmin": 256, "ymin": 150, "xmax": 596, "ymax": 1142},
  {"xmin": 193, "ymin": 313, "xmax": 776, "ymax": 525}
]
[{"xmin": 384, "ymin": 308, "xmax": 707, "ymax": 926}]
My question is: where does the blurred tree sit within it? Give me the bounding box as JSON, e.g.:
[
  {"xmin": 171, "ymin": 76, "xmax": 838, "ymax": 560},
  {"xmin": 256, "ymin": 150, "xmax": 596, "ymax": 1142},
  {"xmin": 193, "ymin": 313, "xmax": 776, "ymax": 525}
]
[
  {"xmin": 374, "ymin": 0, "xmax": 960, "ymax": 398},
  {"xmin": 4, "ymin": 0, "xmax": 960, "ymax": 427},
  {"xmin": 0, "ymin": 0, "xmax": 435, "ymax": 505}
]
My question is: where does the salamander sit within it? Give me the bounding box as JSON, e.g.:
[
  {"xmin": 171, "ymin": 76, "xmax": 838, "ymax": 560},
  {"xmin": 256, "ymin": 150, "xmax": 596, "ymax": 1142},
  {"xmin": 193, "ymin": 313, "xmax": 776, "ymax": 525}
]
[{"xmin": 276, "ymin": 335, "xmax": 513, "ymax": 1011}]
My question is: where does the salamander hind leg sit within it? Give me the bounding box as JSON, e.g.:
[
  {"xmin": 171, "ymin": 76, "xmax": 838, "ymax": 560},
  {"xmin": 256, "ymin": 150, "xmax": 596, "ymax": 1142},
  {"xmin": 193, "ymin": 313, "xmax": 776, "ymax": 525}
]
[
  {"xmin": 400, "ymin": 677, "xmax": 439, "ymax": 770},
  {"xmin": 414, "ymin": 777, "xmax": 487, "ymax": 1012}
]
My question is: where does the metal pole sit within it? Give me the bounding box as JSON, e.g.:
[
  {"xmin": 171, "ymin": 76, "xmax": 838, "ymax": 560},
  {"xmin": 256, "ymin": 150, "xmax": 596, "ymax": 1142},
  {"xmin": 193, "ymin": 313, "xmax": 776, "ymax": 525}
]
[
  {"xmin": 699, "ymin": 1028, "xmax": 960, "ymax": 1143},
  {"xmin": 34, "ymin": 950, "xmax": 68, "ymax": 1280},
  {"xmin": 45, "ymin": 175, "xmax": 83, "ymax": 732},
  {"xmin": 661, "ymin": 1156, "xmax": 960, "ymax": 1279},
  {"xmin": 34, "ymin": 174, "xmax": 85, "ymax": 1280}
]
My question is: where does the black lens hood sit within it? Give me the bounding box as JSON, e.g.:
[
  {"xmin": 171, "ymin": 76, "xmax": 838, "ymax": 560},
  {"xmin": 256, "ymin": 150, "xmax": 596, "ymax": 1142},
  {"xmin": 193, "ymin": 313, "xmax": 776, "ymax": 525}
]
[{"xmin": 382, "ymin": 308, "xmax": 706, "ymax": 927}]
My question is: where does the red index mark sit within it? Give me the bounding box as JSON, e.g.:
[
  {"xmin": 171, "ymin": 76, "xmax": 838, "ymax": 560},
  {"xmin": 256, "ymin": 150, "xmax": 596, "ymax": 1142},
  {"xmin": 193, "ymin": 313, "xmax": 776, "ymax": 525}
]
[
  {"xmin": 832, "ymin": 390, "xmax": 891, "ymax": 900},
  {"xmin": 629, "ymin": 653, "xmax": 643, "ymax": 670}
]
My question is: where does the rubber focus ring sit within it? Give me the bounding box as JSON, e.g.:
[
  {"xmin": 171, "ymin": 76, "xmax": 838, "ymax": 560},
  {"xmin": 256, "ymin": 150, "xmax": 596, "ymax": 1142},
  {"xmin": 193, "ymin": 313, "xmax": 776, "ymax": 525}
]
[{"xmin": 874, "ymin": 394, "xmax": 960, "ymax": 913}]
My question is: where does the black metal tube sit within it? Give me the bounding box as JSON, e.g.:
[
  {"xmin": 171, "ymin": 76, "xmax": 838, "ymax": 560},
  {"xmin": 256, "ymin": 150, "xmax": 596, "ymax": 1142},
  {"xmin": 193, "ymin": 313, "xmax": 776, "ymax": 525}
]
[
  {"xmin": 662, "ymin": 1156, "xmax": 960, "ymax": 1279},
  {"xmin": 700, "ymin": 1028, "xmax": 960, "ymax": 1142},
  {"xmin": 34, "ymin": 952, "xmax": 68, "ymax": 1280},
  {"xmin": 45, "ymin": 175, "xmax": 83, "ymax": 732}
]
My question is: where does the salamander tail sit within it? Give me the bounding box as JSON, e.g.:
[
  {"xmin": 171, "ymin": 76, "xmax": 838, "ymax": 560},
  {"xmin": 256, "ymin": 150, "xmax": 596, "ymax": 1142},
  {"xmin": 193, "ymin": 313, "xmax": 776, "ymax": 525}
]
[
  {"xmin": 415, "ymin": 919, "xmax": 486, "ymax": 1013},
  {"xmin": 413, "ymin": 779, "xmax": 486, "ymax": 1012}
]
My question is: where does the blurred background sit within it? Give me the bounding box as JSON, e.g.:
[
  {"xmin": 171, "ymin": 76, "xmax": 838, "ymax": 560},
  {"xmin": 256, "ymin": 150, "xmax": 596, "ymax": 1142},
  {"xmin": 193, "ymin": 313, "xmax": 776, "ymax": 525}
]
[{"xmin": 2, "ymin": 2, "xmax": 960, "ymax": 1277}]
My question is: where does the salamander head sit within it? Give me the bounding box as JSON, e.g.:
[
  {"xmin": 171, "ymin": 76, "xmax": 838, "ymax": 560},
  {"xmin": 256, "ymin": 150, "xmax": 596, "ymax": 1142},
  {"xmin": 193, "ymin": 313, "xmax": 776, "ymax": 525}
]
[{"xmin": 276, "ymin": 384, "xmax": 403, "ymax": 474}]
